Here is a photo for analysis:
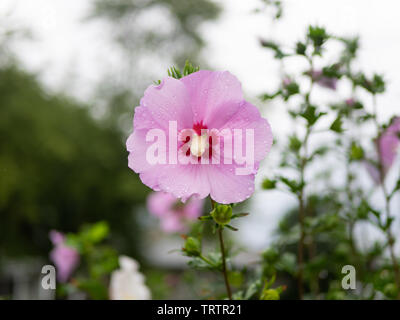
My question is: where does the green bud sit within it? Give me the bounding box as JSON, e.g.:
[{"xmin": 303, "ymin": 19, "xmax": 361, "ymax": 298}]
[
  {"xmin": 183, "ymin": 237, "xmax": 201, "ymax": 257},
  {"xmin": 211, "ymin": 204, "xmax": 233, "ymax": 226}
]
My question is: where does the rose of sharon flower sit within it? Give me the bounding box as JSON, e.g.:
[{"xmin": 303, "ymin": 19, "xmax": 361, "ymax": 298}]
[
  {"xmin": 49, "ymin": 230, "xmax": 80, "ymax": 283},
  {"xmin": 109, "ymin": 256, "xmax": 151, "ymax": 300},
  {"xmin": 366, "ymin": 117, "xmax": 400, "ymax": 183},
  {"xmin": 126, "ymin": 70, "xmax": 273, "ymax": 204},
  {"xmin": 147, "ymin": 191, "xmax": 203, "ymax": 233}
]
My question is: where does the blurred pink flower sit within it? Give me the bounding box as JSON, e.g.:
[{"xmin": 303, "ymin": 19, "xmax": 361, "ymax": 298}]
[
  {"xmin": 345, "ymin": 98, "xmax": 355, "ymax": 107},
  {"xmin": 310, "ymin": 70, "xmax": 337, "ymax": 90},
  {"xmin": 282, "ymin": 77, "xmax": 292, "ymax": 86},
  {"xmin": 378, "ymin": 117, "xmax": 400, "ymax": 171},
  {"xmin": 366, "ymin": 117, "xmax": 400, "ymax": 183},
  {"xmin": 126, "ymin": 70, "xmax": 273, "ymax": 203},
  {"xmin": 49, "ymin": 230, "xmax": 80, "ymax": 283},
  {"xmin": 147, "ymin": 191, "xmax": 203, "ymax": 233}
]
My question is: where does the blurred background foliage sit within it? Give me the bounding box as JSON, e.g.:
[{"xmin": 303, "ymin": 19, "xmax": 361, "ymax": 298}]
[{"xmin": 0, "ymin": 0, "xmax": 219, "ymax": 270}]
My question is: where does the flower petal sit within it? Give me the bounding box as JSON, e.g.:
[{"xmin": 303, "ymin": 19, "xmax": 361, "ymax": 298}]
[
  {"xmin": 220, "ymin": 101, "xmax": 273, "ymax": 164},
  {"xmin": 207, "ymin": 164, "xmax": 255, "ymax": 204},
  {"xmin": 181, "ymin": 70, "xmax": 243, "ymax": 128},
  {"xmin": 140, "ymin": 77, "xmax": 193, "ymax": 130}
]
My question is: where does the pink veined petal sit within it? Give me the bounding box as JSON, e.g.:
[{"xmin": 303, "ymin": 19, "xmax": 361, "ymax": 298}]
[
  {"xmin": 127, "ymin": 129, "xmax": 174, "ymax": 191},
  {"xmin": 206, "ymin": 164, "xmax": 256, "ymax": 204},
  {"xmin": 127, "ymin": 130, "xmax": 162, "ymax": 173},
  {"xmin": 157, "ymin": 165, "xmax": 211, "ymax": 202},
  {"xmin": 220, "ymin": 101, "xmax": 273, "ymax": 164},
  {"xmin": 133, "ymin": 106, "xmax": 160, "ymax": 131},
  {"xmin": 181, "ymin": 70, "xmax": 244, "ymax": 128},
  {"xmin": 140, "ymin": 77, "xmax": 193, "ymax": 131}
]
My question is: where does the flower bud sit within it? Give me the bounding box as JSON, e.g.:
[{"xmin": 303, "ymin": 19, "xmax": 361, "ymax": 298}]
[
  {"xmin": 183, "ymin": 237, "xmax": 201, "ymax": 257},
  {"xmin": 211, "ymin": 204, "xmax": 232, "ymax": 226}
]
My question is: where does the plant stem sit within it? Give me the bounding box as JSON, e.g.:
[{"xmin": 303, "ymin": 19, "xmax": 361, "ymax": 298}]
[
  {"xmin": 297, "ymin": 113, "xmax": 312, "ymax": 300},
  {"xmin": 210, "ymin": 198, "xmax": 232, "ymax": 299},
  {"xmin": 372, "ymin": 94, "xmax": 400, "ymax": 299},
  {"xmin": 296, "ymin": 56, "xmax": 316, "ymax": 299},
  {"xmin": 218, "ymin": 226, "xmax": 232, "ymax": 300},
  {"xmin": 199, "ymin": 254, "xmax": 215, "ymax": 267},
  {"xmin": 382, "ymin": 185, "xmax": 400, "ymax": 299}
]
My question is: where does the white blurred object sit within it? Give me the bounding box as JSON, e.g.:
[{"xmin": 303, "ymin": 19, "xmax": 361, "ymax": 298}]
[{"xmin": 109, "ymin": 256, "xmax": 151, "ymax": 300}]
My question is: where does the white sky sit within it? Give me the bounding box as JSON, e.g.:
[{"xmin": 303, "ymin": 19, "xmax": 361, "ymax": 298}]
[{"xmin": 1, "ymin": 0, "xmax": 400, "ymax": 252}]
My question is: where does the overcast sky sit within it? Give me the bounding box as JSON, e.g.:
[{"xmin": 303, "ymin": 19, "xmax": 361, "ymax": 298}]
[{"xmin": 1, "ymin": 0, "xmax": 399, "ymax": 251}]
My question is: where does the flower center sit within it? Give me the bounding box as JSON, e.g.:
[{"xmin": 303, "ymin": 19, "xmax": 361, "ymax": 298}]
[{"xmin": 190, "ymin": 133, "xmax": 208, "ymax": 157}]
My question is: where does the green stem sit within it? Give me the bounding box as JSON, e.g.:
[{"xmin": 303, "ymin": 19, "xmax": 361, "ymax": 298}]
[
  {"xmin": 372, "ymin": 94, "xmax": 400, "ymax": 299},
  {"xmin": 211, "ymin": 199, "xmax": 232, "ymax": 299},
  {"xmin": 297, "ymin": 74, "xmax": 314, "ymax": 299},
  {"xmin": 199, "ymin": 254, "xmax": 215, "ymax": 267},
  {"xmin": 218, "ymin": 226, "xmax": 232, "ymax": 300}
]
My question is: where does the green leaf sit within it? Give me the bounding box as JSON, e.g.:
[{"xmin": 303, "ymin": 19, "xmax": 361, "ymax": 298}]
[
  {"xmin": 307, "ymin": 25, "xmax": 329, "ymax": 54},
  {"xmin": 300, "ymin": 105, "xmax": 326, "ymax": 127},
  {"xmin": 279, "ymin": 176, "xmax": 303, "ymax": 194},
  {"xmin": 352, "ymin": 73, "xmax": 385, "ymax": 94},
  {"xmin": 309, "ymin": 146, "xmax": 329, "ymax": 160},
  {"xmin": 260, "ymin": 288, "xmax": 280, "ymax": 300},
  {"xmin": 330, "ymin": 115, "xmax": 344, "ymax": 133},
  {"xmin": 262, "ymin": 178, "xmax": 277, "ymax": 190},
  {"xmin": 282, "ymin": 80, "xmax": 300, "ymax": 100},
  {"xmin": 289, "ymin": 135, "xmax": 302, "ymax": 152},
  {"xmin": 260, "ymin": 39, "xmax": 287, "ymax": 59},
  {"xmin": 81, "ymin": 221, "xmax": 109, "ymax": 244},
  {"xmin": 295, "ymin": 41, "xmax": 307, "ymax": 55},
  {"xmin": 349, "ymin": 142, "xmax": 364, "ymax": 161},
  {"xmin": 75, "ymin": 278, "xmax": 108, "ymax": 300}
]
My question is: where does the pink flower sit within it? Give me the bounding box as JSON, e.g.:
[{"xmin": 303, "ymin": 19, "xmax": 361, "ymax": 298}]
[
  {"xmin": 345, "ymin": 98, "xmax": 355, "ymax": 107},
  {"xmin": 147, "ymin": 192, "xmax": 203, "ymax": 232},
  {"xmin": 310, "ymin": 70, "xmax": 337, "ymax": 90},
  {"xmin": 378, "ymin": 117, "xmax": 400, "ymax": 171},
  {"xmin": 49, "ymin": 230, "xmax": 80, "ymax": 283},
  {"xmin": 126, "ymin": 71, "xmax": 273, "ymax": 204},
  {"xmin": 366, "ymin": 117, "xmax": 400, "ymax": 183}
]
